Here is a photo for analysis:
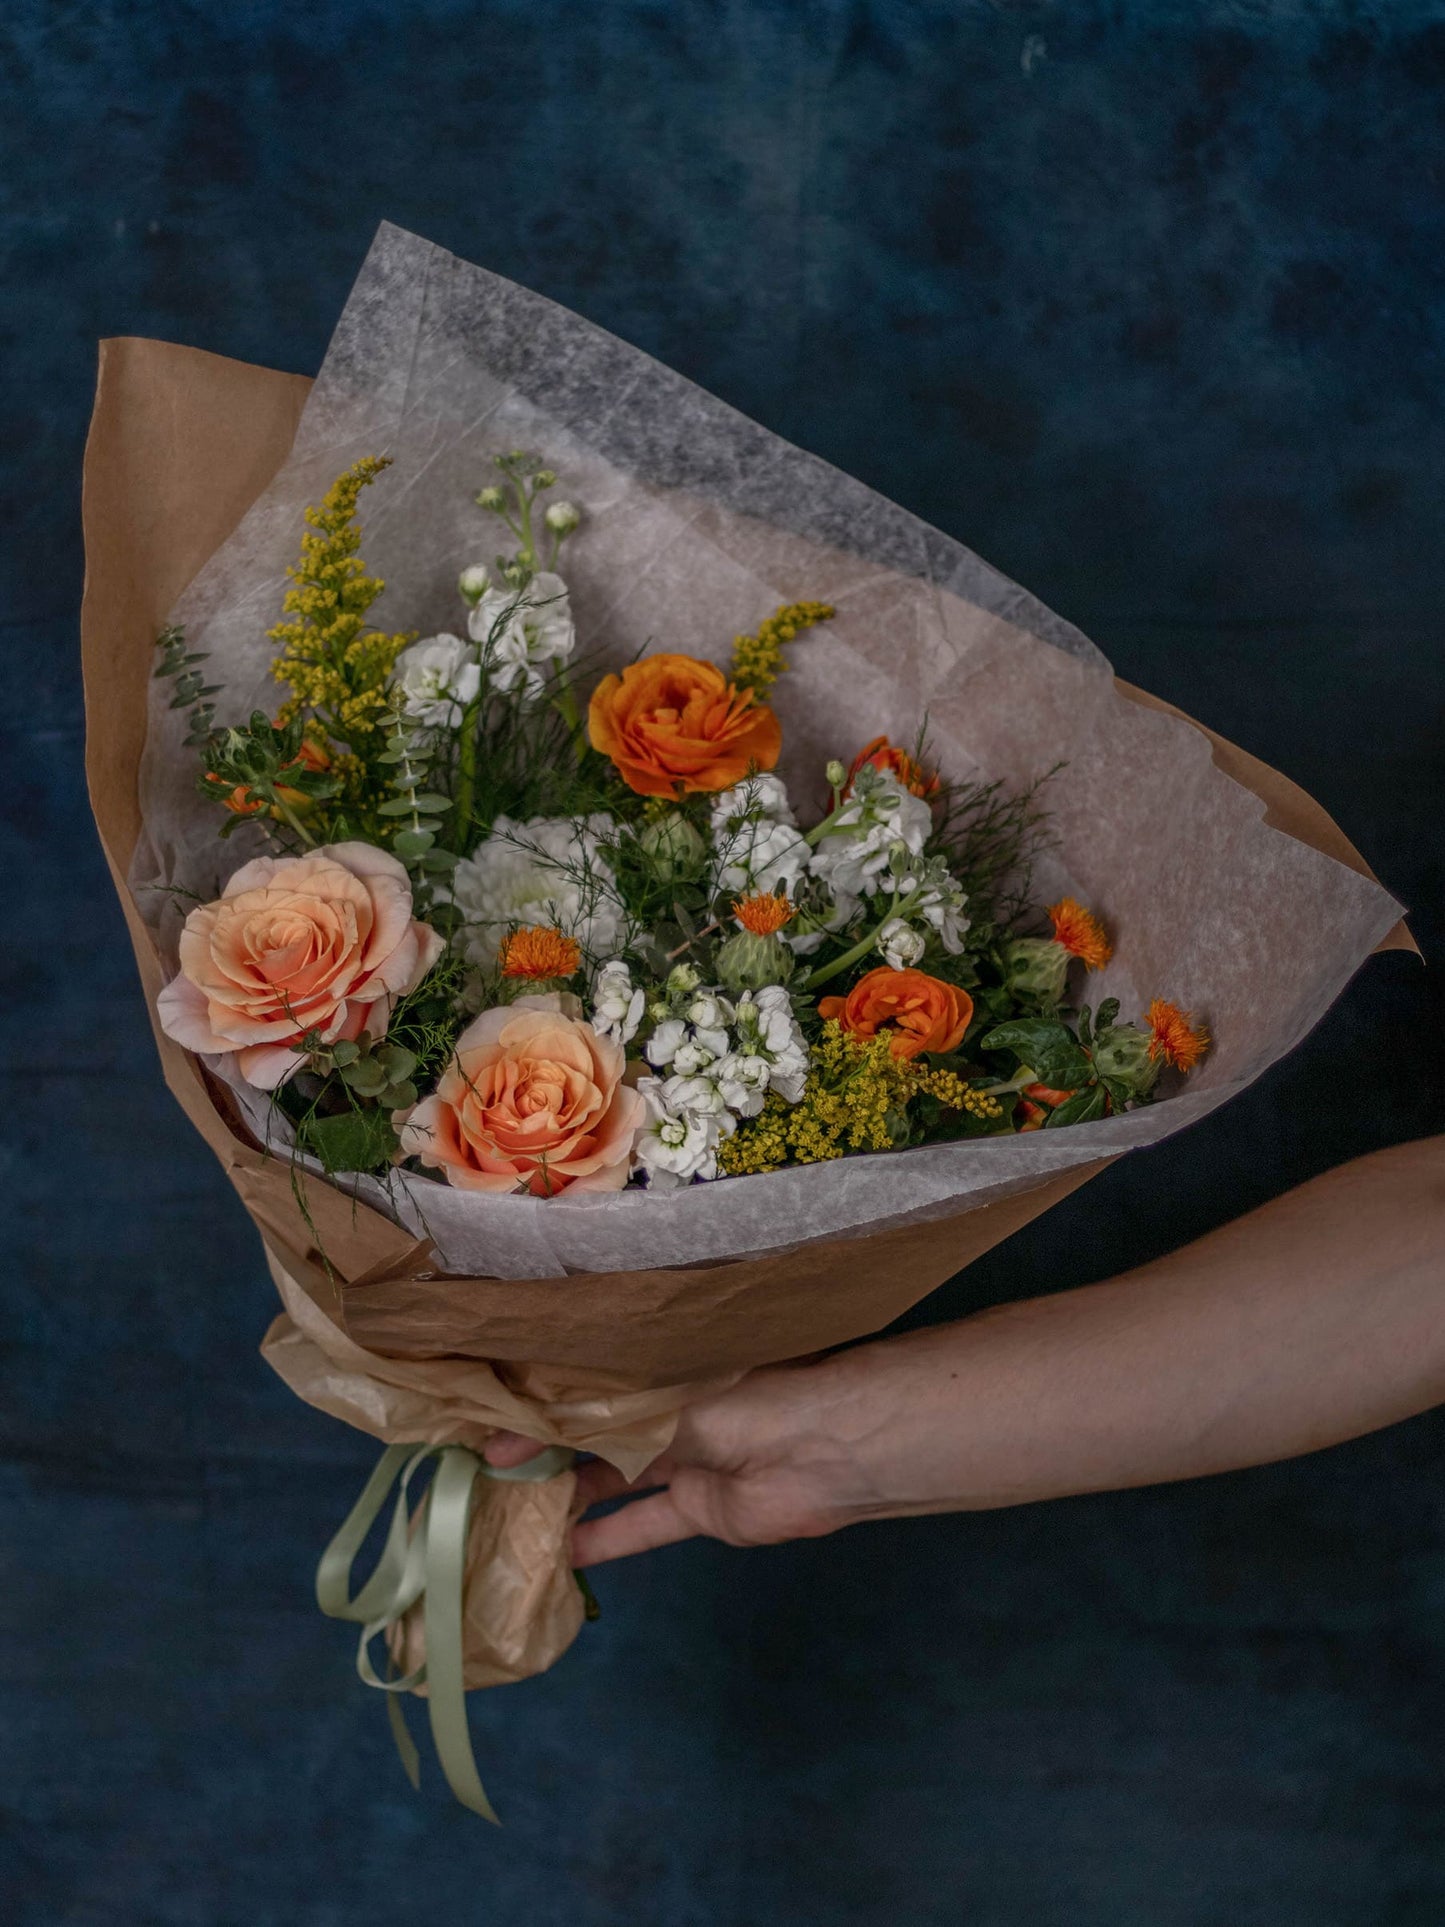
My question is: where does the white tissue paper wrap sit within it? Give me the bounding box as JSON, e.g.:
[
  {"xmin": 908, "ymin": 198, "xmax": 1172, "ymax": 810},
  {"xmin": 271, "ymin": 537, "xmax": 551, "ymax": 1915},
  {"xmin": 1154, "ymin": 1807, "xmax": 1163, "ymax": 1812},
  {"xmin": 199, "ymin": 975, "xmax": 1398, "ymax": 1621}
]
[{"xmin": 131, "ymin": 223, "xmax": 1404, "ymax": 1279}]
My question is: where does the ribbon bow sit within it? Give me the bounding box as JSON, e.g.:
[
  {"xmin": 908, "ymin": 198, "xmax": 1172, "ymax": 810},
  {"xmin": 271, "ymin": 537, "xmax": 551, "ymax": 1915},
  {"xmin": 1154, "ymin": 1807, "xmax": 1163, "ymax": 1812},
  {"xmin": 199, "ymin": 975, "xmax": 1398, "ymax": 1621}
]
[{"xmin": 315, "ymin": 1440, "xmax": 575, "ymax": 1823}]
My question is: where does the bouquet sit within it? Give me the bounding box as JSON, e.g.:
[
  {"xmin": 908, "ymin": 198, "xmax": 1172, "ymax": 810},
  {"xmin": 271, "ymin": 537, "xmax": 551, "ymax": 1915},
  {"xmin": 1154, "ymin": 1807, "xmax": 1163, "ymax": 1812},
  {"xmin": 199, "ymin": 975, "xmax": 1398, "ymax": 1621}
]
[
  {"xmin": 153, "ymin": 445, "xmax": 1211, "ymax": 1206},
  {"xmin": 84, "ymin": 225, "xmax": 1407, "ymax": 1820}
]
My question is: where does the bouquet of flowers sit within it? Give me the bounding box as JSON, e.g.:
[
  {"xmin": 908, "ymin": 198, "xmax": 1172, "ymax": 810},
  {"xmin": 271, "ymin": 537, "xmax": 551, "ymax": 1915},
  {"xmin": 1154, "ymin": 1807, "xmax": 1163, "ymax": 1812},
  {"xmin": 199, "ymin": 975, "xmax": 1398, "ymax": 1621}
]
[
  {"xmin": 153, "ymin": 445, "xmax": 1211, "ymax": 1212},
  {"xmin": 84, "ymin": 226, "xmax": 1406, "ymax": 1821}
]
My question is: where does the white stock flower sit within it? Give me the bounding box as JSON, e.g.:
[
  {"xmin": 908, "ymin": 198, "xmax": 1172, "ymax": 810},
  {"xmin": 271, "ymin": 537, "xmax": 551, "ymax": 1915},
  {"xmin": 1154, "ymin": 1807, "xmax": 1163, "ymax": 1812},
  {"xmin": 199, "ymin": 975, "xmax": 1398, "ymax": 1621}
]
[
  {"xmin": 807, "ymin": 769, "xmax": 932, "ymax": 903},
  {"xmin": 685, "ymin": 990, "xmax": 733, "ymax": 1032},
  {"xmin": 709, "ymin": 774, "xmax": 797, "ymax": 829},
  {"xmin": 591, "ymin": 959, "xmax": 645, "ymax": 1046},
  {"xmin": 468, "ymin": 571, "xmax": 576, "ymax": 699},
  {"xmin": 393, "ymin": 633, "xmax": 481, "ymax": 728},
  {"xmin": 876, "ymin": 916, "xmax": 927, "ymax": 970},
  {"xmin": 448, "ymin": 813, "xmax": 626, "ymax": 972},
  {"xmin": 634, "ymin": 1075, "xmax": 735, "ymax": 1187},
  {"xmin": 709, "ymin": 774, "xmax": 809, "ymax": 895},
  {"xmin": 732, "ymin": 985, "xmax": 810, "ymax": 1104},
  {"xmin": 713, "ymin": 1052, "xmax": 772, "ymax": 1118}
]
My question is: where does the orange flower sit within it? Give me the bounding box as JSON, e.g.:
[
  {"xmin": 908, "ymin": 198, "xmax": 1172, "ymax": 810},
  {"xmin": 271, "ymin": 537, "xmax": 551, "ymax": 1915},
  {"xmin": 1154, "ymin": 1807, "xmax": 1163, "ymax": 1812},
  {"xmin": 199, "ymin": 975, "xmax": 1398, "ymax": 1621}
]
[
  {"xmin": 845, "ymin": 735, "xmax": 939, "ymax": 799},
  {"xmin": 1023, "ymin": 1082, "xmax": 1077, "ymax": 1109},
  {"xmin": 398, "ymin": 995, "xmax": 644, "ymax": 1197},
  {"xmin": 499, "ymin": 925, "xmax": 582, "ymax": 981},
  {"xmin": 1046, "ymin": 898, "xmax": 1113, "ymax": 970},
  {"xmin": 1017, "ymin": 1098, "xmax": 1046, "ymax": 1132},
  {"xmin": 587, "ymin": 653, "xmax": 783, "ymax": 797},
  {"xmin": 1145, "ymin": 998, "xmax": 1209, "ymax": 1073},
  {"xmin": 205, "ymin": 731, "xmax": 332, "ymax": 817},
  {"xmin": 818, "ymin": 966, "xmax": 973, "ymax": 1060},
  {"xmin": 733, "ymin": 891, "xmax": 795, "ymax": 936}
]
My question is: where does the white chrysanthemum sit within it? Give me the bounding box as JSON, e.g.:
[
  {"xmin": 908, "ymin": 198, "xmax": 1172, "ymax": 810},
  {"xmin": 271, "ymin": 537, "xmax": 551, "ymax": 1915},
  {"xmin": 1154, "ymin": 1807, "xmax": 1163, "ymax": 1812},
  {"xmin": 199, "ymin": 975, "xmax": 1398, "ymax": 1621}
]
[
  {"xmin": 634, "ymin": 1075, "xmax": 734, "ymax": 1187},
  {"xmin": 393, "ymin": 633, "xmax": 481, "ymax": 728},
  {"xmin": 807, "ymin": 769, "xmax": 932, "ymax": 903},
  {"xmin": 876, "ymin": 916, "xmax": 927, "ymax": 969},
  {"xmin": 468, "ymin": 571, "xmax": 575, "ymax": 700},
  {"xmin": 591, "ymin": 959, "xmax": 645, "ymax": 1046},
  {"xmin": 448, "ymin": 814, "xmax": 626, "ymax": 972}
]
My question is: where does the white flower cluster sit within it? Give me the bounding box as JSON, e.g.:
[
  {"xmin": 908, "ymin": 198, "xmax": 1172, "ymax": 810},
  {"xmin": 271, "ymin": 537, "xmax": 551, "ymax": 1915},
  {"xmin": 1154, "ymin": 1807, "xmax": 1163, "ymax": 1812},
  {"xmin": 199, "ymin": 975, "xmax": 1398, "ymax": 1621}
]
[
  {"xmin": 393, "ymin": 633, "xmax": 481, "ymax": 729},
  {"xmin": 708, "ymin": 775, "xmax": 810, "ymax": 898},
  {"xmin": 466, "ymin": 570, "xmax": 576, "ymax": 701},
  {"xmin": 807, "ymin": 766, "xmax": 970, "ymax": 955},
  {"xmin": 448, "ymin": 813, "xmax": 628, "ymax": 972},
  {"xmin": 632, "ymin": 981, "xmax": 809, "ymax": 1187},
  {"xmin": 590, "ymin": 958, "xmax": 645, "ymax": 1045}
]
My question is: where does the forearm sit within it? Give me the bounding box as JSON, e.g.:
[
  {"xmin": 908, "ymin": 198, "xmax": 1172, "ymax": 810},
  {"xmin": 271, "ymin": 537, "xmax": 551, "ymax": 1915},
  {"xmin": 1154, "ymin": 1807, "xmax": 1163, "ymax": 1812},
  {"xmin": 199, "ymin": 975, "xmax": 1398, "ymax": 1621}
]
[{"xmin": 796, "ymin": 1136, "xmax": 1445, "ymax": 1522}]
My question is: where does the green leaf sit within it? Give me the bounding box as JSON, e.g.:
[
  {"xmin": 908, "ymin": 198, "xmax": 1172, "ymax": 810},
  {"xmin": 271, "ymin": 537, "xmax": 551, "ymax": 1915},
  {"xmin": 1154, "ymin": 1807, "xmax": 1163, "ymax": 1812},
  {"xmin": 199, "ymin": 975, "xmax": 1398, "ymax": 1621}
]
[
  {"xmin": 330, "ymin": 1039, "xmax": 361, "ymax": 1066},
  {"xmin": 1096, "ymin": 998, "xmax": 1121, "ymax": 1034},
  {"xmin": 420, "ymin": 848, "xmax": 459, "ymax": 872},
  {"xmin": 405, "ymin": 791, "xmax": 454, "ymax": 814},
  {"xmin": 378, "ymin": 1045, "xmax": 419, "ymax": 1082},
  {"xmin": 340, "ymin": 1059, "xmax": 389, "ymax": 1097},
  {"xmin": 1044, "ymin": 1084, "xmax": 1108, "ymax": 1129},
  {"xmin": 386, "ymin": 1079, "xmax": 419, "ymax": 1111},
  {"xmin": 978, "ymin": 1019, "xmax": 1092, "ymax": 1088},
  {"xmin": 377, "ymin": 797, "xmax": 422, "ymax": 817},
  {"xmin": 299, "ymin": 1107, "xmax": 400, "ymax": 1175},
  {"xmin": 393, "ymin": 827, "xmax": 436, "ymax": 858}
]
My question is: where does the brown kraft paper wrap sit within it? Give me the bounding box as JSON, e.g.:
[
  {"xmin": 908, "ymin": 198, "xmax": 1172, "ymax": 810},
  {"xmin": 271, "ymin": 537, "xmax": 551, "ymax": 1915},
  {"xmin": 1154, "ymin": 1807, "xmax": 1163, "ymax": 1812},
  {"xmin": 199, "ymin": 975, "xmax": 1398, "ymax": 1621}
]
[{"xmin": 82, "ymin": 326, "xmax": 1410, "ymax": 1702}]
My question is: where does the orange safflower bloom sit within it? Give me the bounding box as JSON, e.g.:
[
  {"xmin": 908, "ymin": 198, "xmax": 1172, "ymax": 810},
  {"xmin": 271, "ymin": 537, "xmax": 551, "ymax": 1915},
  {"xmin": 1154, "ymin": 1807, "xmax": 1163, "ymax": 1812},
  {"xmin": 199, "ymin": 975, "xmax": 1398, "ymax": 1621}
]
[
  {"xmin": 499, "ymin": 925, "xmax": 582, "ymax": 981},
  {"xmin": 818, "ymin": 966, "xmax": 973, "ymax": 1060},
  {"xmin": 588, "ymin": 653, "xmax": 782, "ymax": 797},
  {"xmin": 1016, "ymin": 1098, "xmax": 1047, "ymax": 1132},
  {"xmin": 1047, "ymin": 898, "xmax": 1113, "ymax": 970},
  {"xmin": 732, "ymin": 891, "xmax": 795, "ymax": 936},
  {"xmin": 845, "ymin": 735, "xmax": 940, "ymax": 799},
  {"xmin": 1145, "ymin": 998, "xmax": 1209, "ymax": 1072}
]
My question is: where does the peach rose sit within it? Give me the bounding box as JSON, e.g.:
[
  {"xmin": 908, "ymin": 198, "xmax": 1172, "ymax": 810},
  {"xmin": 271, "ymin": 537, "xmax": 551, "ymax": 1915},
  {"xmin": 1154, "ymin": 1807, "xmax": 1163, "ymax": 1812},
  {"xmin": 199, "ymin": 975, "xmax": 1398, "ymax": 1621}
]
[
  {"xmin": 398, "ymin": 995, "xmax": 643, "ymax": 1196},
  {"xmin": 587, "ymin": 652, "xmax": 782, "ymax": 797},
  {"xmin": 817, "ymin": 966, "xmax": 973, "ymax": 1060},
  {"xmin": 157, "ymin": 842, "xmax": 444, "ymax": 1089}
]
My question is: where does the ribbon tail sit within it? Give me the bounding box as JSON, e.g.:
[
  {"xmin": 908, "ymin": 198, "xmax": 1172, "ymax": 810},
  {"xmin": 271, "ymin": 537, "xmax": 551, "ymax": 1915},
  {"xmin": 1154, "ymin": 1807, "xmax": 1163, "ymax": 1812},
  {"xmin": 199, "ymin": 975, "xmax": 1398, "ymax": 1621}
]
[
  {"xmin": 387, "ymin": 1679, "xmax": 422, "ymax": 1791},
  {"xmin": 423, "ymin": 1448, "xmax": 502, "ymax": 1825}
]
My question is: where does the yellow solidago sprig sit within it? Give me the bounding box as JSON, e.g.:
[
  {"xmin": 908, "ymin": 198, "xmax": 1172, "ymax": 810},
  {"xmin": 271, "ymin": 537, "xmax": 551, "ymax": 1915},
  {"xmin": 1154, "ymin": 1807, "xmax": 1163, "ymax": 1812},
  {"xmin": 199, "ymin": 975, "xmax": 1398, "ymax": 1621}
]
[
  {"xmin": 269, "ymin": 455, "xmax": 415, "ymax": 759},
  {"xmin": 719, "ymin": 1018, "xmax": 1009, "ymax": 1176},
  {"xmin": 729, "ymin": 601, "xmax": 836, "ymax": 698}
]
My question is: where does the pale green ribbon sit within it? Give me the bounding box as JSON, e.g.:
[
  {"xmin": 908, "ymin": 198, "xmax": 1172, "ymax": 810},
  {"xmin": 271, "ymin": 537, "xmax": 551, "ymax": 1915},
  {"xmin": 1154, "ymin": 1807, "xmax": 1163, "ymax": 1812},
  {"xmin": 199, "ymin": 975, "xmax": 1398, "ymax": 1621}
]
[{"xmin": 316, "ymin": 1440, "xmax": 575, "ymax": 1824}]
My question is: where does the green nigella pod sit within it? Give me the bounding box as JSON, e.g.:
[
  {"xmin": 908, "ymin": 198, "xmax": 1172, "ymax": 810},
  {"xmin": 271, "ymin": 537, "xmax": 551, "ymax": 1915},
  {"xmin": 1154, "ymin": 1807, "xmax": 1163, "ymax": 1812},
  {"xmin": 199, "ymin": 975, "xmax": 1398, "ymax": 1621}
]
[
  {"xmin": 999, "ymin": 935, "xmax": 1069, "ymax": 1006},
  {"xmin": 714, "ymin": 929, "xmax": 796, "ymax": 993}
]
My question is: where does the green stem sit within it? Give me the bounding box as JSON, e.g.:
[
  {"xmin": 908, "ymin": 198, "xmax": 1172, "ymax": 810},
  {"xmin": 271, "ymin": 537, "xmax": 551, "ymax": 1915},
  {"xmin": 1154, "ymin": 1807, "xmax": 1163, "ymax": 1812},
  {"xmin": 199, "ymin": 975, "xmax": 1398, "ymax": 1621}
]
[
  {"xmin": 272, "ymin": 795, "xmax": 318, "ymax": 848},
  {"xmin": 452, "ymin": 692, "xmax": 483, "ymax": 847},
  {"xmin": 551, "ymin": 670, "xmax": 587, "ymax": 765},
  {"xmin": 800, "ymin": 889, "xmax": 921, "ymax": 992}
]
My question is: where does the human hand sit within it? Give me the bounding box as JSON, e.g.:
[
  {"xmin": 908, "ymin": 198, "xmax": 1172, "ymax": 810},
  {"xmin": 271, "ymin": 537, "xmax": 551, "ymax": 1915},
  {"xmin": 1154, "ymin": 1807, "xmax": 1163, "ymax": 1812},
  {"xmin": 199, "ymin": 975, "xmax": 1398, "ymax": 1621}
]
[{"xmin": 483, "ymin": 1359, "xmax": 871, "ymax": 1566}]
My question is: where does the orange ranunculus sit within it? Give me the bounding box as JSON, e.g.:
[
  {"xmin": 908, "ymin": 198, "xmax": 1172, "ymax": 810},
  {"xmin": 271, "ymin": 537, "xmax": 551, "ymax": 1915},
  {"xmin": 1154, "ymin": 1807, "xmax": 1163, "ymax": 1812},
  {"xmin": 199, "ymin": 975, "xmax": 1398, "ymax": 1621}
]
[
  {"xmin": 817, "ymin": 966, "xmax": 973, "ymax": 1060},
  {"xmin": 398, "ymin": 995, "xmax": 644, "ymax": 1197},
  {"xmin": 587, "ymin": 652, "xmax": 783, "ymax": 797},
  {"xmin": 845, "ymin": 735, "xmax": 939, "ymax": 799},
  {"xmin": 157, "ymin": 842, "xmax": 444, "ymax": 1089}
]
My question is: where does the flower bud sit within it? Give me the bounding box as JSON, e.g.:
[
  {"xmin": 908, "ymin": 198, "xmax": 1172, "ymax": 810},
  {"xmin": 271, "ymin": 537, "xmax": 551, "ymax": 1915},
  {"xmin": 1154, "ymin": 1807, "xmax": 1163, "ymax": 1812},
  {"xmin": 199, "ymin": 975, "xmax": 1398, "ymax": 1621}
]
[
  {"xmin": 457, "ymin": 564, "xmax": 490, "ymax": 606},
  {"xmin": 876, "ymin": 917, "xmax": 926, "ymax": 970},
  {"xmin": 544, "ymin": 499, "xmax": 580, "ymax": 535},
  {"xmin": 638, "ymin": 810, "xmax": 706, "ymax": 881},
  {"xmin": 534, "ymin": 468, "xmax": 557, "ymax": 490},
  {"xmin": 666, "ymin": 961, "xmax": 701, "ymax": 996},
  {"xmin": 714, "ymin": 929, "xmax": 796, "ymax": 993},
  {"xmin": 824, "ymin": 759, "xmax": 846, "ymax": 789},
  {"xmin": 999, "ymin": 936, "xmax": 1070, "ymax": 1007},
  {"xmin": 475, "ymin": 485, "xmax": 506, "ymax": 512},
  {"xmin": 1089, "ymin": 1023, "xmax": 1160, "ymax": 1098}
]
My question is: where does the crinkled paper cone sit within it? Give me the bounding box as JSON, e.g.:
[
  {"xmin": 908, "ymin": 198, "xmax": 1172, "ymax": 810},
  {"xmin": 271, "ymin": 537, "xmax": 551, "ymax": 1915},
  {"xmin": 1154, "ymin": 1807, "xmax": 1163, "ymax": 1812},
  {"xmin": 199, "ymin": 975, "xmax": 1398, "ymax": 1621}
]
[{"xmin": 82, "ymin": 245, "xmax": 1410, "ymax": 1690}]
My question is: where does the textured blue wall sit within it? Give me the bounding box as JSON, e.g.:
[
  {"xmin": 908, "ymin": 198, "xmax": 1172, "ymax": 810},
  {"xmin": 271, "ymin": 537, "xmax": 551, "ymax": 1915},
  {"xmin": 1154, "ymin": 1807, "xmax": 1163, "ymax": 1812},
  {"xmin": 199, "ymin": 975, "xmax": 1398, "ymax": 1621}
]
[{"xmin": 3, "ymin": 3, "xmax": 1444, "ymax": 1922}]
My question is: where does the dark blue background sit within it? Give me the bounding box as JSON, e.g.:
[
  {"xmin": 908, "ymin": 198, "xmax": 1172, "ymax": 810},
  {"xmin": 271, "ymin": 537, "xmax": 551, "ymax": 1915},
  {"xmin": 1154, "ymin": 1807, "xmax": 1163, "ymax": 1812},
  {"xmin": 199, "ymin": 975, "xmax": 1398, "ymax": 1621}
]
[{"xmin": 4, "ymin": 3, "xmax": 1444, "ymax": 1921}]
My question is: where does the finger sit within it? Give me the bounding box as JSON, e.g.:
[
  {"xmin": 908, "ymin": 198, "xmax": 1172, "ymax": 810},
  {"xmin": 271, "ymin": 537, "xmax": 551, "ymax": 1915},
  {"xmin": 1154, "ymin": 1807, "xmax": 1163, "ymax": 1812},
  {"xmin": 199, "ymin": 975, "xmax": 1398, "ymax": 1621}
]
[
  {"xmin": 574, "ymin": 1458, "xmax": 663, "ymax": 1509},
  {"xmin": 572, "ymin": 1490, "xmax": 698, "ymax": 1568},
  {"xmin": 483, "ymin": 1429, "xmax": 552, "ymax": 1469}
]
